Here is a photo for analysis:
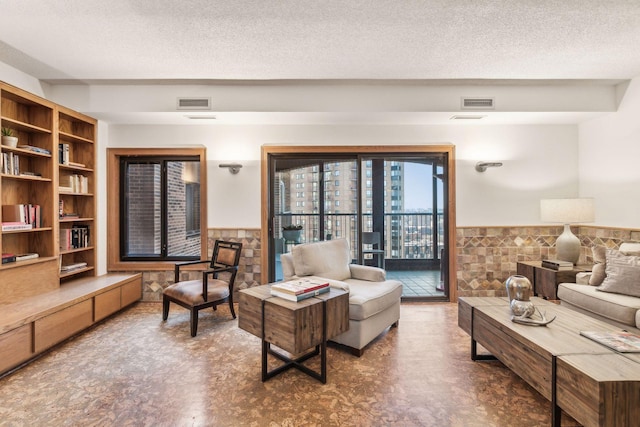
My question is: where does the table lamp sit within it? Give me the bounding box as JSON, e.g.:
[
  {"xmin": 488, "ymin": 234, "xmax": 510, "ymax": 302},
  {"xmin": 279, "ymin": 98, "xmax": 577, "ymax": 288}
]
[{"xmin": 540, "ymin": 198, "xmax": 594, "ymax": 265}]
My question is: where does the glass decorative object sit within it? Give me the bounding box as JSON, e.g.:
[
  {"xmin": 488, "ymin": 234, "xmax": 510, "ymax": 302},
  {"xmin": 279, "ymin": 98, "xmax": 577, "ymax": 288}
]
[{"xmin": 505, "ymin": 275, "xmax": 535, "ymax": 318}]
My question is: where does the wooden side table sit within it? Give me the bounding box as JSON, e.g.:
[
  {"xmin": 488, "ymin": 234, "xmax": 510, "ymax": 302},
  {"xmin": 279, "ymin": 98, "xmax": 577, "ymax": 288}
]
[
  {"xmin": 238, "ymin": 284, "xmax": 349, "ymax": 383},
  {"xmin": 516, "ymin": 261, "xmax": 591, "ymax": 300}
]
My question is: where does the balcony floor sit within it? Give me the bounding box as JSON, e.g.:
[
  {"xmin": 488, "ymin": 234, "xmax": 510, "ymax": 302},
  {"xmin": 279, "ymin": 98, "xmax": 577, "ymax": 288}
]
[
  {"xmin": 275, "ymin": 258, "xmax": 445, "ymax": 299},
  {"xmin": 387, "ymin": 269, "xmax": 445, "ymax": 299}
]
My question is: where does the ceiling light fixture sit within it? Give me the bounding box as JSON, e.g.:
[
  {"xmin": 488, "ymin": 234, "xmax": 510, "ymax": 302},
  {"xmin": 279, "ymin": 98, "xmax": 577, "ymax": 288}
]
[
  {"xmin": 450, "ymin": 115, "xmax": 487, "ymax": 120},
  {"xmin": 185, "ymin": 115, "xmax": 217, "ymax": 120}
]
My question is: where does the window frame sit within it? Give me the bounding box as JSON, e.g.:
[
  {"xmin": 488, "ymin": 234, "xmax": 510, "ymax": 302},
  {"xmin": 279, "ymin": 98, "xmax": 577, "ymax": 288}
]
[{"xmin": 107, "ymin": 147, "xmax": 207, "ymax": 271}]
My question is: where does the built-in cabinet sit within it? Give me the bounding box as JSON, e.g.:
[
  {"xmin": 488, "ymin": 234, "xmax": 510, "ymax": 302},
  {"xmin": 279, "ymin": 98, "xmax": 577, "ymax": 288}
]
[{"xmin": 0, "ymin": 82, "xmax": 140, "ymax": 377}]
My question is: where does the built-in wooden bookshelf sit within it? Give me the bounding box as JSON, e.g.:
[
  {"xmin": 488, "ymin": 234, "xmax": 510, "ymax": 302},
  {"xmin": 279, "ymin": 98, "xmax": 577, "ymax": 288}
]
[
  {"xmin": 57, "ymin": 106, "xmax": 96, "ymax": 281},
  {"xmin": 0, "ymin": 81, "xmax": 97, "ymax": 299}
]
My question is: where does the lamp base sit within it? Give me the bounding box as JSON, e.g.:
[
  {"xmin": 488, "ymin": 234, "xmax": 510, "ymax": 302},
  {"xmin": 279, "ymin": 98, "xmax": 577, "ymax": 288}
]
[{"xmin": 555, "ymin": 224, "xmax": 580, "ymax": 265}]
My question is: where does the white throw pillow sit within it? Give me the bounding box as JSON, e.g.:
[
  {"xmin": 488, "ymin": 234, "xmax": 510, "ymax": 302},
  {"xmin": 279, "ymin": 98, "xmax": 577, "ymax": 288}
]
[{"xmin": 597, "ymin": 249, "xmax": 640, "ymax": 297}]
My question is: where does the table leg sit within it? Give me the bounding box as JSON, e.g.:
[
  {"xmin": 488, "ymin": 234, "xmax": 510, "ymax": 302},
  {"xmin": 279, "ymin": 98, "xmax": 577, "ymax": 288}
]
[
  {"xmin": 470, "ymin": 306, "xmax": 497, "ymax": 361},
  {"xmin": 551, "ymin": 355, "xmax": 561, "ymax": 427}
]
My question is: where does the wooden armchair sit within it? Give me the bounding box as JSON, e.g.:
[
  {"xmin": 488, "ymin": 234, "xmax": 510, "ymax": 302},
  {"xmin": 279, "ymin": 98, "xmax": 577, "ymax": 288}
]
[{"xmin": 162, "ymin": 240, "xmax": 243, "ymax": 336}]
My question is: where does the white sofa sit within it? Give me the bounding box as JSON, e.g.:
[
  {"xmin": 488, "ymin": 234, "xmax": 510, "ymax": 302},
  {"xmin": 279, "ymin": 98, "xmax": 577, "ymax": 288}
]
[
  {"xmin": 558, "ymin": 243, "xmax": 640, "ymax": 331},
  {"xmin": 280, "ymin": 238, "xmax": 403, "ymax": 356}
]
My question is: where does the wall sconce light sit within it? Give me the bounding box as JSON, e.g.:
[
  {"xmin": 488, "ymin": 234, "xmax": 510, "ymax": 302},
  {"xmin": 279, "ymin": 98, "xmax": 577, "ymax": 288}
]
[
  {"xmin": 219, "ymin": 163, "xmax": 243, "ymax": 174},
  {"xmin": 475, "ymin": 161, "xmax": 503, "ymax": 172}
]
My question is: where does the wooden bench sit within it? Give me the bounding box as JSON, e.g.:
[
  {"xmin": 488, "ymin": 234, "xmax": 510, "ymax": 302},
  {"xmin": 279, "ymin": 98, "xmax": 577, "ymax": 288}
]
[{"xmin": 0, "ymin": 273, "xmax": 142, "ymax": 376}]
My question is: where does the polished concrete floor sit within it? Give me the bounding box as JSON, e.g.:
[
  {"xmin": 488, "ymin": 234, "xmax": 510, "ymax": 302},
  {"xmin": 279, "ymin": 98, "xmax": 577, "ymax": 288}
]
[{"xmin": 0, "ymin": 302, "xmax": 580, "ymax": 426}]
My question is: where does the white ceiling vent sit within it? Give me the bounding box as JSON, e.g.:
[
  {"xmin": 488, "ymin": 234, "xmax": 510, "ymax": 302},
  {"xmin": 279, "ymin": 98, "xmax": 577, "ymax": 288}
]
[
  {"xmin": 461, "ymin": 97, "xmax": 495, "ymax": 110},
  {"xmin": 176, "ymin": 97, "xmax": 211, "ymax": 110}
]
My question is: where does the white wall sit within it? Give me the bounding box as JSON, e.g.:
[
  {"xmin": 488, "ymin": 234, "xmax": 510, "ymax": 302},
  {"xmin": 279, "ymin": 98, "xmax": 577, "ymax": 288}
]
[
  {"xmin": 107, "ymin": 123, "xmax": 579, "ymax": 228},
  {"xmin": 0, "ymin": 62, "xmax": 48, "ymax": 97},
  {"xmin": 579, "ymin": 77, "xmax": 640, "ymax": 228}
]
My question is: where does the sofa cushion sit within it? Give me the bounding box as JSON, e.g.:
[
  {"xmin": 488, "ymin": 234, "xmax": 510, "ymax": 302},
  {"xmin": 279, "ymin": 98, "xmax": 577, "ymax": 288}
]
[
  {"xmin": 597, "ymin": 249, "xmax": 640, "ymax": 297},
  {"xmin": 344, "ymin": 278, "xmax": 402, "ymax": 321},
  {"xmin": 291, "ymin": 239, "xmax": 352, "ymax": 281},
  {"xmin": 558, "ymin": 282, "xmax": 640, "ymax": 327},
  {"xmin": 589, "ymin": 245, "xmax": 607, "ymax": 286}
]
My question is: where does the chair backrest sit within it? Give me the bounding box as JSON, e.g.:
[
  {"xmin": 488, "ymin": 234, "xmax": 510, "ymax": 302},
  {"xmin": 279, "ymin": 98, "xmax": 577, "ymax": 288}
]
[
  {"xmin": 362, "ymin": 231, "xmax": 381, "ymax": 247},
  {"xmin": 210, "ymin": 240, "xmax": 243, "ymax": 269}
]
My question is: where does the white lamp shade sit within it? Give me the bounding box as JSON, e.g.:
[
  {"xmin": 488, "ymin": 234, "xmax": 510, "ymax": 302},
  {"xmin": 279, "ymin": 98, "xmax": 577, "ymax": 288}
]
[{"xmin": 540, "ymin": 198, "xmax": 595, "ymax": 224}]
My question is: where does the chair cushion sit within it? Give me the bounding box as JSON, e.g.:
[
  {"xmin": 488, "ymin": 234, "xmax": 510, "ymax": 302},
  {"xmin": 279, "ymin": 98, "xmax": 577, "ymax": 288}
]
[
  {"xmin": 164, "ymin": 280, "xmax": 230, "ymax": 305},
  {"xmin": 291, "ymin": 239, "xmax": 351, "ymax": 281},
  {"xmin": 343, "ymin": 278, "xmax": 403, "ymax": 321}
]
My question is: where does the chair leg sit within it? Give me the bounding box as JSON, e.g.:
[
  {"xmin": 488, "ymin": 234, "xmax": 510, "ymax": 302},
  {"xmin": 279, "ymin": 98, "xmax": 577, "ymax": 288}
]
[
  {"xmin": 190, "ymin": 309, "xmax": 198, "ymax": 337},
  {"xmin": 229, "ymin": 300, "xmax": 236, "ymax": 319},
  {"xmin": 162, "ymin": 298, "xmax": 170, "ymax": 321}
]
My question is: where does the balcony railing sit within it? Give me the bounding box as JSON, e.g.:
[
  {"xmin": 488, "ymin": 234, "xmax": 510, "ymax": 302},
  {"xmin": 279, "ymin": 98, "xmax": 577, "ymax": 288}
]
[{"xmin": 276, "ymin": 212, "xmax": 444, "ymax": 261}]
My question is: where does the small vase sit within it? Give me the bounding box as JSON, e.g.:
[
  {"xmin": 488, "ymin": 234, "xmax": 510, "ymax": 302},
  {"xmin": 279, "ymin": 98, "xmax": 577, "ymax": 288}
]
[
  {"xmin": 510, "ymin": 299, "xmax": 536, "ymax": 317},
  {"xmin": 505, "ymin": 275, "xmax": 535, "ymax": 318},
  {"xmin": 505, "ymin": 275, "xmax": 532, "ymax": 302}
]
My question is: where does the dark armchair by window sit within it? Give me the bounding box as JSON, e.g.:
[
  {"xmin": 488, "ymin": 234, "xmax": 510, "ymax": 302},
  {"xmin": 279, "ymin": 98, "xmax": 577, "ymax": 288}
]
[{"xmin": 162, "ymin": 240, "xmax": 243, "ymax": 336}]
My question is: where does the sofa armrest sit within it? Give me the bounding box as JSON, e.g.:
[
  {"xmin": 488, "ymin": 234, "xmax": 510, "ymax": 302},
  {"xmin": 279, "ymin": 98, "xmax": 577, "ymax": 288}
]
[
  {"xmin": 576, "ymin": 272, "xmax": 591, "ymax": 285},
  {"xmin": 349, "ymin": 264, "xmax": 386, "ymax": 282}
]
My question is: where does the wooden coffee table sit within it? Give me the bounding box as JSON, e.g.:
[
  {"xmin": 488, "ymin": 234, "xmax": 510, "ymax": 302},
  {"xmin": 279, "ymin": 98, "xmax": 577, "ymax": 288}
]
[
  {"xmin": 238, "ymin": 284, "xmax": 349, "ymax": 383},
  {"xmin": 459, "ymin": 297, "xmax": 640, "ymax": 427}
]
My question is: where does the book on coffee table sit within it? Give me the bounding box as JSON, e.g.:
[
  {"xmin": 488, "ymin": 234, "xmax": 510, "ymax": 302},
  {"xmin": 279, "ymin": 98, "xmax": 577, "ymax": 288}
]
[{"xmin": 580, "ymin": 330, "xmax": 640, "ymax": 353}]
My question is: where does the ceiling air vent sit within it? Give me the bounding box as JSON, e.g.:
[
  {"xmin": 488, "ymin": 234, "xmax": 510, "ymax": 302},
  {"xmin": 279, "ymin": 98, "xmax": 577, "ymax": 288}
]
[
  {"xmin": 176, "ymin": 97, "xmax": 211, "ymax": 110},
  {"xmin": 461, "ymin": 97, "xmax": 495, "ymax": 110}
]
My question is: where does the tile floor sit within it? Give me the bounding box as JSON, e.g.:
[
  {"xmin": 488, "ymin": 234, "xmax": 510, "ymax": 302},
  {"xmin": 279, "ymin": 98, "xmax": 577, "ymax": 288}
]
[{"xmin": 388, "ymin": 270, "xmax": 445, "ymax": 298}]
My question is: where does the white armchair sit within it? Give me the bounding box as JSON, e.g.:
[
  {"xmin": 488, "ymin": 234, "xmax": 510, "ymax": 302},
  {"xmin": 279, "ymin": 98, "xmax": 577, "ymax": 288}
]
[{"xmin": 280, "ymin": 238, "xmax": 402, "ymax": 356}]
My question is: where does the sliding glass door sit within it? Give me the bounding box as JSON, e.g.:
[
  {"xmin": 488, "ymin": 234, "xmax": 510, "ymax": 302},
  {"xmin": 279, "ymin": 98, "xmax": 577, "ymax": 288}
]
[{"xmin": 267, "ymin": 150, "xmax": 450, "ymax": 301}]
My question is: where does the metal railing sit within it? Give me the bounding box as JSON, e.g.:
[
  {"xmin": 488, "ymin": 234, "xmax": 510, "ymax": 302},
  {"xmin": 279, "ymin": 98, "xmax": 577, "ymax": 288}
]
[{"xmin": 276, "ymin": 212, "xmax": 444, "ymax": 261}]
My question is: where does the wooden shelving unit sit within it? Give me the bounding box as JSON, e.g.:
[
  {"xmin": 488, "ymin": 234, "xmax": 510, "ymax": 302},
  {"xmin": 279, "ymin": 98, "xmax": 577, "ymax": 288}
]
[
  {"xmin": 0, "ymin": 82, "xmax": 144, "ymax": 377},
  {"xmin": 0, "ymin": 83, "xmax": 58, "ymax": 300},
  {"xmin": 0, "ymin": 81, "xmax": 97, "ymax": 300},
  {"xmin": 57, "ymin": 106, "xmax": 96, "ymax": 281}
]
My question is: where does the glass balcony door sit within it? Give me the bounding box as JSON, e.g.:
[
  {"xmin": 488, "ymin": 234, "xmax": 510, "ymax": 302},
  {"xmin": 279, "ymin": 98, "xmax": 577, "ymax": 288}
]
[{"xmin": 267, "ymin": 151, "xmax": 449, "ymax": 302}]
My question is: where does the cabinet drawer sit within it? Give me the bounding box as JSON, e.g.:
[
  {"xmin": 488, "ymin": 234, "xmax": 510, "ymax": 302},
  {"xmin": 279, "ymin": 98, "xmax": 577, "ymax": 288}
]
[
  {"xmin": 94, "ymin": 287, "xmax": 121, "ymax": 322},
  {"xmin": 34, "ymin": 299, "xmax": 93, "ymax": 353},
  {"xmin": 121, "ymin": 278, "xmax": 141, "ymax": 307},
  {"xmin": 0, "ymin": 324, "xmax": 33, "ymax": 374}
]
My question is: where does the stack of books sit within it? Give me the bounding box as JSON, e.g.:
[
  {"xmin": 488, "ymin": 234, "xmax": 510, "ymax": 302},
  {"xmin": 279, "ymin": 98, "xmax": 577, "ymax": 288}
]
[
  {"xmin": 271, "ymin": 278, "xmax": 330, "ymax": 302},
  {"xmin": 542, "ymin": 259, "xmax": 574, "ymax": 271}
]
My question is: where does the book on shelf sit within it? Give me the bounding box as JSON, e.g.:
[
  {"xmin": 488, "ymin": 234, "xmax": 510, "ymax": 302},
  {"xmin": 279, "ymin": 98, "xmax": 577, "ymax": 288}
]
[
  {"xmin": 1, "ymin": 221, "xmax": 33, "ymax": 231},
  {"xmin": 271, "ymin": 278, "xmax": 330, "ymax": 295},
  {"xmin": 541, "ymin": 259, "xmax": 574, "ymax": 271},
  {"xmin": 17, "ymin": 144, "xmax": 51, "ymax": 155},
  {"xmin": 67, "ymin": 161, "xmax": 86, "ymax": 168},
  {"xmin": 60, "ymin": 261, "xmax": 88, "ymax": 272},
  {"xmin": 59, "ymin": 143, "xmax": 70, "ymax": 165},
  {"xmin": 2, "ymin": 204, "xmax": 41, "ymax": 228},
  {"xmin": 580, "ymin": 330, "xmax": 640, "ymax": 353},
  {"xmin": 15, "ymin": 253, "xmax": 39, "ymax": 262},
  {"xmin": 60, "ymin": 225, "xmax": 90, "ymax": 250},
  {"xmin": 2, "ymin": 253, "xmax": 16, "ymax": 264},
  {"xmin": 271, "ymin": 286, "xmax": 330, "ymax": 302}
]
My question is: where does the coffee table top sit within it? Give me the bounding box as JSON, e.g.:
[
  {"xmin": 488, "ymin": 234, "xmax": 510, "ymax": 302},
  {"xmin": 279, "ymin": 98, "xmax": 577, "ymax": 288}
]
[{"xmin": 467, "ymin": 297, "xmax": 640, "ymax": 359}]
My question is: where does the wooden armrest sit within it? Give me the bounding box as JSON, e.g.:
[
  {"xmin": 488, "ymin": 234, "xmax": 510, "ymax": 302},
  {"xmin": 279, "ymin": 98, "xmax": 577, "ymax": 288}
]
[{"xmin": 174, "ymin": 260, "xmax": 211, "ymax": 282}]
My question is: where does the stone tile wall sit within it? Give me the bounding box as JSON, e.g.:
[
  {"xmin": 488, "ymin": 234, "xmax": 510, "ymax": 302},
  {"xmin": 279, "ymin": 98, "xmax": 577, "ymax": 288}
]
[
  {"xmin": 126, "ymin": 225, "xmax": 640, "ymax": 301},
  {"xmin": 457, "ymin": 225, "xmax": 640, "ymax": 297}
]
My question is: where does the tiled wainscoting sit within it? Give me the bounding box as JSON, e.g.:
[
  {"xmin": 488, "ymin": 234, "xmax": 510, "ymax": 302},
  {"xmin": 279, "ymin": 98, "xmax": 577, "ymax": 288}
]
[
  {"xmin": 457, "ymin": 225, "xmax": 640, "ymax": 297},
  {"xmin": 123, "ymin": 225, "xmax": 640, "ymax": 302},
  {"xmin": 138, "ymin": 228, "xmax": 262, "ymax": 302}
]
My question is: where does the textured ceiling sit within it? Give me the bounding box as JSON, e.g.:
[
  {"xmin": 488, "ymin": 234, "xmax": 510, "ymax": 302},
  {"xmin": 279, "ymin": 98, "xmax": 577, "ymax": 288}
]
[{"xmin": 2, "ymin": 0, "xmax": 640, "ymax": 82}]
